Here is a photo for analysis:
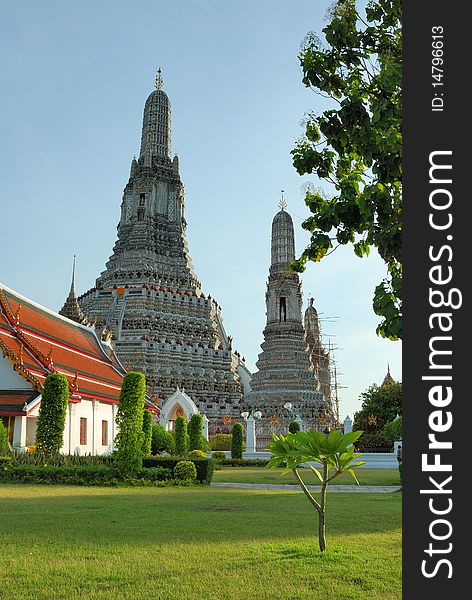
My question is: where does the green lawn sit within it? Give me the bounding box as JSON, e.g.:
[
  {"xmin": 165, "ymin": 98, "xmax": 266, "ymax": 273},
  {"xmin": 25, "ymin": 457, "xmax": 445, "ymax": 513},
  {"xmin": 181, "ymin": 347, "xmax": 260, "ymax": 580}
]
[
  {"xmin": 0, "ymin": 484, "xmax": 401, "ymax": 600},
  {"xmin": 214, "ymin": 467, "xmax": 401, "ymax": 486}
]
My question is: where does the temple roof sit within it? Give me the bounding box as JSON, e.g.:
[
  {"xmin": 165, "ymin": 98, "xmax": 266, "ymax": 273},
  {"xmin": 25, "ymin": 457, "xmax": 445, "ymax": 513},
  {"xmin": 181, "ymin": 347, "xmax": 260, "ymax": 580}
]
[
  {"xmin": 0, "ymin": 390, "xmax": 38, "ymax": 416},
  {"xmin": 381, "ymin": 365, "xmax": 395, "ymax": 387},
  {"xmin": 59, "ymin": 256, "xmax": 88, "ymax": 325},
  {"xmin": 271, "ymin": 204, "xmax": 295, "ymax": 271},
  {"xmin": 0, "ymin": 282, "xmax": 157, "ymax": 412}
]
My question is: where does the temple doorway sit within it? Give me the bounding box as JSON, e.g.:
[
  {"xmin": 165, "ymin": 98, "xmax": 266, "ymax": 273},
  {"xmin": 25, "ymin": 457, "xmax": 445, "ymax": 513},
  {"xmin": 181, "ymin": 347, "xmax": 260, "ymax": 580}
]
[{"xmin": 167, "ymin": 403, "xmax": 185, "ymax": 432}]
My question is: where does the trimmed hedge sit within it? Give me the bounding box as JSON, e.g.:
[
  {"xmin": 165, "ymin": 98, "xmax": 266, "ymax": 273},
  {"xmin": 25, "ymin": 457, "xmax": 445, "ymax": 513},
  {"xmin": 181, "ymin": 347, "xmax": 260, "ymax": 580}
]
[
  {"xmin": 289, "ymin": 421, "xmax": 301, "ymax": 434},
  {"xmin": 142, "ymin": 409, "xmax": 153, "ymax": 456},
  {"xmin": 142, "ymin": 456, "xmax": 214, "ymax": 483},
  {"xmin": 209, "ymin": 433, "xmax": 231, "ymax": 451},
  {"xmin": 218, "ymin": 458, "xmax": 269, "ymax": 467},
  {"xmin": 188, "ymin": 414, "xmax": 204, "ymax": 451},
  {"xmin": 0, "ymin": 421, "xmax": 8, "ymax": 455},
  {"xmin": 151, "ymin": 424, "xmax": 175, "ymax": 455},
  {"xmin": 36, "ymin": 372, "xmax": 69, "ymax": 455},
  {"xmin": 175, "ymin": 416, "xmax": 188, "ymax": 455},
  {"xmin": 174, "ymin": 461, "xmax": 197, "ymax": 481},
  {"xmin": 187, "ymin": 449, "xmax": 206, "ymax": 459},
  {"xmin": 0, "ymin": 464, "xmax": 172, "ymax": 486},
  {"xmin": 0, "ymin": 456, "xmax": 13, "ymax": 468},
  {"xmin": 210, "ymin": 433, "xmax": 246, "ymax": 451},
  {"xmin": 231, "ymin": 423, "xmax": 243, "ymax": 459},
  {"xmin": 11, "ymin": 453, "xmax": 116, "ymax": 467},
  {"xmin": 115, "ymin": 372, "xmax": 146, "ymax": 475},
  {"xmin": 211, "ymin": 451, "xmax": 226, "ymax": 462}
]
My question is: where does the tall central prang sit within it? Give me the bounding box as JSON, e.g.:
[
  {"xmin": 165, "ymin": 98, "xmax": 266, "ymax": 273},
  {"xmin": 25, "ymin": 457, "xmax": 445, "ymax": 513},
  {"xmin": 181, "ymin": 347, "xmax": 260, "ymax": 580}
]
[
  {"xmin": 96, "ymin": 69, "xmax": 199, "ymax": 292},
  {"xmin": 78, "ymin": 71, "xmax": 251, "ymax": 433}
]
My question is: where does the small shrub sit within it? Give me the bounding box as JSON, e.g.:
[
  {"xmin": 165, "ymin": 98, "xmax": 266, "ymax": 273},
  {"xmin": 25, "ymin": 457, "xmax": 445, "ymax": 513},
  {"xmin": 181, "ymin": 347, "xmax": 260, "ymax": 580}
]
[
  {"xmin": 151, "ymin": 424, "xmax": 175, "ymax": 455},
  {"xmin": 188, "ymin": 414, "xmax": 204, "ymax": 451},
  {"xmin": 209, "ymin": 433, "xmax": 232, "ymax": 450},
  {"xmin": 175, "ymin": 416, "xmax": 188, "ymax": 455},
  {"xmin": 142, "ymin": 456, "xmax": 214, "ymax": 483},
  {"xmin": 0, "ymin": 421, "xmax": 9, "ymax": 455},
  {"xmin": 209, "ymin": 433, "xmax": 246, "ymax": 451},
  {"xmin": 174, "ymin": 460, "xmax": 197, "ymax": 481},
  {"xmin": 289, "ymin": 421, "xmax": 300, "ymax": 434},
  {"xmin": 231, "ymin": 423, "xmax": 243, "ymax": 459},
  {"xmin": 212, "ymin": 451, "xmax": 226, "ymax": 462},
  {"xmin": 187, "ymin": 449, "xmax": 206, "ymax": 459}
]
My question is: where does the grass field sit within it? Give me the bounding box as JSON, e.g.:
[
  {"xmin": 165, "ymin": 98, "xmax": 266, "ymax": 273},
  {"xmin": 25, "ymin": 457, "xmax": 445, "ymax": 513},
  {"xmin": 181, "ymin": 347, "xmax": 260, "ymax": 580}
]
[
  {"xmin": 213, "ymin": 467, "xmax": 401, "ymax": 486},
  {"xmin": 0, "ymin": 484, "xmax": 401, "ymax": 600}
]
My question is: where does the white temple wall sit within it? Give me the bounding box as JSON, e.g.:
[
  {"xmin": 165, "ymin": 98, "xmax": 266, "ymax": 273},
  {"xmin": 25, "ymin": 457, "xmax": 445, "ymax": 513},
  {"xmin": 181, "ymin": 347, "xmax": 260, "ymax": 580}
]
[{"xmin": 61, "ymin": 399, "xmax": 115, "ymax": 456}]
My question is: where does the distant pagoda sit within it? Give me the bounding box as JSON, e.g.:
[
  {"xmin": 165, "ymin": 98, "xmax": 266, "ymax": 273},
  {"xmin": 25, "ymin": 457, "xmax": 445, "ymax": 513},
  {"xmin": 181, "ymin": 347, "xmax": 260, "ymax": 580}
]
[
  {"xmin": 245, "ymin": 198, "xmax": 334, "ymax": 448},
  {"xmin": 76, "ymin": 70, "xmax": 250, "ymax": 433},
  {"xmin": 59, "ymin": 256, "xmax": 88, "ymax": 325}
]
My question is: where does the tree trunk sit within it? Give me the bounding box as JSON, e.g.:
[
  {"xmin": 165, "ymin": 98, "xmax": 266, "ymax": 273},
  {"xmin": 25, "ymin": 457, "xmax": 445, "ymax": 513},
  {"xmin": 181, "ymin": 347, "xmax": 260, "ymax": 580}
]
[
  {"xmin": 318, "ymin": 509, "xmax": 326, "ymax": 552},
  {"xmin": 318, "ymin": 464, "xmax": 328, "ymax": 551}
]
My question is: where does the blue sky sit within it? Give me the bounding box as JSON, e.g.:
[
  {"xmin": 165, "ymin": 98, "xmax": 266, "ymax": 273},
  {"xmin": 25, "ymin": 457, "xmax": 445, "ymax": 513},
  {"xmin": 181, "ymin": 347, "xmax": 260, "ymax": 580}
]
[{"xmin": 0, "ymin": 0, "xmax": 401, "ymax": 420}]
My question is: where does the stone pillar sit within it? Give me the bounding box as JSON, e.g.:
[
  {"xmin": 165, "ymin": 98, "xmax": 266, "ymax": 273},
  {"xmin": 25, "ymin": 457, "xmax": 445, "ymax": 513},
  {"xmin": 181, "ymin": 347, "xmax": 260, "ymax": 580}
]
[
  {"xmin": 246, "ymin": 415, "xmax": 256, "ymax": 453},
  {"xmin": 202, "ymin": 414, "xmax": 209, "ymax": 441},
  {"xmin": 295, "ymin": 414, "xmax": 303, "ymax": 432},
  {"xmin": 92, "ymin": 400, "xmax": 100, "ymax": 456},
  {"xmin": 69, "ymin": 403, "xmax": 80, "ymax": 455},
  {"xmin": 13, "ymin": 415, "xmax": 27, "ymax": 451},
  {"xmin": 111, "ymin": 404, "xmax": 117, "ymax": 451},
  {"xmin": 343, "ymin": 415, "xmax": 352, "ymax": 434}
]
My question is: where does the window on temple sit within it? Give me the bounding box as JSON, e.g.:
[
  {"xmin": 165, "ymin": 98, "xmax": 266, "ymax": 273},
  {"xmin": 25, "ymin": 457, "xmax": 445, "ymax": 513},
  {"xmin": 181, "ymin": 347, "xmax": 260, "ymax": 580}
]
[
  {"xmin": 102, "ymin": 420, "xmax": 108, "ymax": 446},
  {"xmin": 138, "ymin": 193, "xmax": 145, "ymax": 221},
  {"xmin": 80, "ymin": 417, "xmax": 87, "ymax": 445},
  {"xmin": 279, "ymin": 297, "xmax": 287, "ymax": 323}
]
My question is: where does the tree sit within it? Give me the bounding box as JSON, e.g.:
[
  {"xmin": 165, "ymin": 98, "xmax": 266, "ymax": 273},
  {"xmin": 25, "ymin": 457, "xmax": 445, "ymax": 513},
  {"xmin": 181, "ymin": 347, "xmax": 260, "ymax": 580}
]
[
  {"xmin": 267, "ymin": 429, "xmax": 365, "ymax": 551},
  {"xmin": 353, "ymin": 381, "xmax": 401, "ymax": 451},
  {"xmin": 36, "ymin": 372, "xmax": 69, "ymax": 456},
  {"xmin": 174, "ymin": 415, "xmax": 188, "ymax": 455},
  {"xmin": 231, "ymin": 423, "xmax": 244, "ymax": 459},
  {"xmin": 353, "ymin": 381, "xmax": 402, "ymax": 432},
  {"xmin": 188, "ymin": 413, "xmax": 204, "ymax": 451},
  {"xmin": 291, "ymin": 0, "xmax": 402, "ymax": 340},
  {"xmin": 289, "ymin": 421, "xmax": 301, "ymax": 434},
  {"xmin": 142, "ymin": 409, "xmax": 153, "ymax": 457},
  {"xmin": 384, "ymin": 415, "xmax": 402, "ymax": 442},
  {"xmin": 115, "ymin": 372, "xmax": 146, "ymax": 476},
  {"xmin": 151, "ymin": 424, "xmax": 175, "ymax": 455}
]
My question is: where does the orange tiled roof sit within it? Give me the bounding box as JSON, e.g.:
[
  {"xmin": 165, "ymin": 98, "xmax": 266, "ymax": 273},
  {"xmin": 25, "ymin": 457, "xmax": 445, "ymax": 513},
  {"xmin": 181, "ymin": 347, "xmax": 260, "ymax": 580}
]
[
  {"xmin": 0, "ymin": 284, "xmax": 128, "ymax": 405},
  {"xmin": 0, "ymin": 390, "xmax": 38, "ymax": 415}
]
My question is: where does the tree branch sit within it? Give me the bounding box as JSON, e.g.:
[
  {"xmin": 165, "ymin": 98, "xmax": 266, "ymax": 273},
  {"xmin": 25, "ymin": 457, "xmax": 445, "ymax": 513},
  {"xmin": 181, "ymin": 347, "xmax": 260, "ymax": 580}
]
[{"xmin": 293, "ymin": 468, "xmax": 322, "ymax": 512}]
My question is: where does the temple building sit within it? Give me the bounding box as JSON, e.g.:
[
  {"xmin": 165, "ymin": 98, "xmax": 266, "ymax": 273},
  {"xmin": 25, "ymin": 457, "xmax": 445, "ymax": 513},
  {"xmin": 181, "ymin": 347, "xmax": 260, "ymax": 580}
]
[
  {"xmin": 244, "ymin": 199, "xmax": 335, "ymax": 449},
  {"xmin": 0, "ymin": 283, "xmax": 156, "ymax": 454},
  {"xmin": 76, "ymin": 71, "xmax": 251, "ymax": 434}
]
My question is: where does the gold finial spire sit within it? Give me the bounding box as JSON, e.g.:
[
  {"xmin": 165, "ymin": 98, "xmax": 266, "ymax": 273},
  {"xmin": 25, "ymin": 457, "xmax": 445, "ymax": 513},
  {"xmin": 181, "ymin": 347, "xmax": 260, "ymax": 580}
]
[
  {"xmin": 278, "ymin": 189, "xmax": 287, "ymax": 211},
  {"xmin": 155, "ymin": 67, "xmax": 163, "ymax": 90}
]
